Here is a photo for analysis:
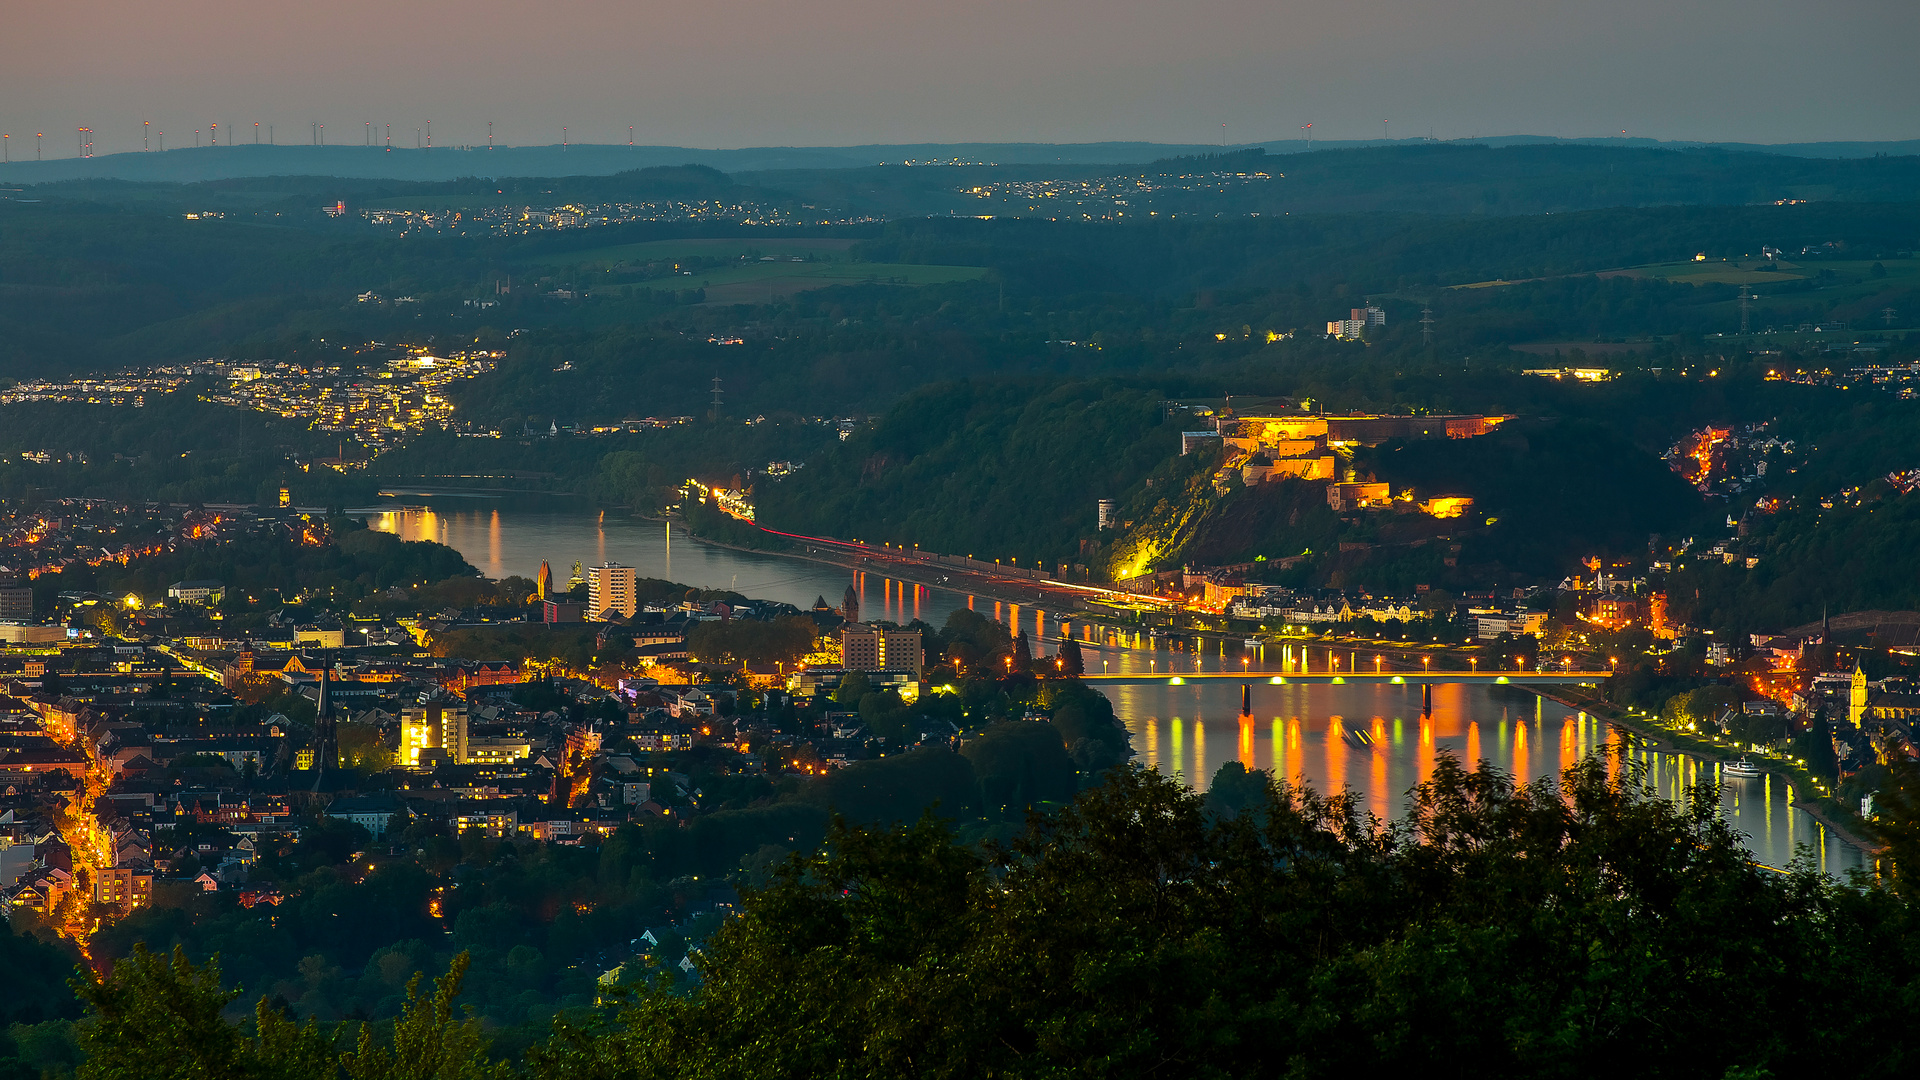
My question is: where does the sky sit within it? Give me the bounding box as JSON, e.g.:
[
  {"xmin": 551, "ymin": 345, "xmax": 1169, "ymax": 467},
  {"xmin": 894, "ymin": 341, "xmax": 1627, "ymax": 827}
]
[{"xmin": 2, "ymin": 0, "xmax": 1916, "ymax": 157}]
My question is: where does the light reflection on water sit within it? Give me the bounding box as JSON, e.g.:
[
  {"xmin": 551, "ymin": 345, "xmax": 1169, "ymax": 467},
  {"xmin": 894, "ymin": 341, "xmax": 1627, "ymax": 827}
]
[
  {"xmin": 1105, "ymin": 671, "xmax": 1865, "ymax": 878},
  {"xmin": 365, "ymin": 499, "xmax": 977, "ymax": 623},
  {"xmin": 367, "ymin": 501, "xmax": 1866, "ymax": 877}
]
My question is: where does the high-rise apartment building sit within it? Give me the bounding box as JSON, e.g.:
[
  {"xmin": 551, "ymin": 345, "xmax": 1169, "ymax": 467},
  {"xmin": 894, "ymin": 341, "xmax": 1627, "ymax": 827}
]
[
  {"xmin": 587, "ymin": 563, "xmax": 638, "ymax": 620},
  {"xmin": 401, "ymin": 699, "xmax": 468, "ymax": 768},
  {"xmin": 839, "ymin": 624, "xmax": 924, "ymax": 678},
  {"xmin": 0, "ymin": 583, "xmax": 30, "ymax": 623}
]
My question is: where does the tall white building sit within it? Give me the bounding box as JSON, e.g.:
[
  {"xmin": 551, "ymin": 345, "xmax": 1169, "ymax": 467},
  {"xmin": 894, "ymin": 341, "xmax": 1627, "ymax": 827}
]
[{"xmin": 588, "ymin": 562, "xmax": 638, "ymax": 620}]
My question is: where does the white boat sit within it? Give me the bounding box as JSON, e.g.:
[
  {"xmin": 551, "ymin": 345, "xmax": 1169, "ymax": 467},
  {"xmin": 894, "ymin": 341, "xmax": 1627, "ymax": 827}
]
[
  {"xmin": 1244, "ymin": 638, "xmax": 1262, "ymax": 648},
  {"xmin": 1723, "ymin": 757, "xmax": 1763, "ymax": 778}
]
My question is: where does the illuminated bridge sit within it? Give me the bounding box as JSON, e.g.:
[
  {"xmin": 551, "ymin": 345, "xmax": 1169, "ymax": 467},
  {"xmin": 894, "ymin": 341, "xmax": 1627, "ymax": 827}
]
[{"xmin": 1081, "ymin": 672, "xmax": 1605, "ymax": 687}]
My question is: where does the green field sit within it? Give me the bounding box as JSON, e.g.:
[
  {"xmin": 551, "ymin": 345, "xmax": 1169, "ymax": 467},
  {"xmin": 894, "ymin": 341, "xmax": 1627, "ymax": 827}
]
[
  {"xmin": 1616, "ymin": 257, "xmax": 1919, "ymax": 288},
  {"xmin": 552, "ymin": 236, "xmax": 861, "ymax": 267},
  {"xmin": 590, "ymin": 257, "xmax": 989, "ymax": 304}
]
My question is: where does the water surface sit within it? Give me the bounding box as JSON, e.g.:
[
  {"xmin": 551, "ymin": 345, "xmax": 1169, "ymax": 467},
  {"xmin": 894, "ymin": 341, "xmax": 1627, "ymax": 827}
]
[{"xmin": 368, "ymin": 499, "xmax": 1867, "ymax": 876}]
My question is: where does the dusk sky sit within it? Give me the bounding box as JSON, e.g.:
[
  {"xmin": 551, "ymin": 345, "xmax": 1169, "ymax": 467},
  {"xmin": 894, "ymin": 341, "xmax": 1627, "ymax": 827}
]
[{"xmin": 4, "ymin": 0, "xmax": 1916, "ymax": 155}]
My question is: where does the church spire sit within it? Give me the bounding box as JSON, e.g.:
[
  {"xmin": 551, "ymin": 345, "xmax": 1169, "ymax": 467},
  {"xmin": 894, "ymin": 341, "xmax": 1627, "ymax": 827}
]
[{"xmin": 311, "ymin": 652, "xmax": 338, "ymax": 792}]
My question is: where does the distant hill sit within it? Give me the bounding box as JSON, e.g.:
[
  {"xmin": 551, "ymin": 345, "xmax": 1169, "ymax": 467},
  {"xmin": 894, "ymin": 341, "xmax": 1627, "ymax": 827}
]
[{"xmin": 2, "ymin": 136, "xmax": 1917, "ymax": 186}]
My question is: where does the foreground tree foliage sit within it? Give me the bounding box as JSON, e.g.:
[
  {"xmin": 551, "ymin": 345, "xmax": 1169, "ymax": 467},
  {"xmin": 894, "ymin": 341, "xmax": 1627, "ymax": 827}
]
[
  {"xmin": 73, "ymin": 755, "xmax": 1920, "ymax": 1078},
  {"xmin": 73, "ymin": 947, "xmax": 505, "ymax": 1080},
  {"xmin": 531, "ymin": 755, "xmax": 1920, "ymax": 1079}
]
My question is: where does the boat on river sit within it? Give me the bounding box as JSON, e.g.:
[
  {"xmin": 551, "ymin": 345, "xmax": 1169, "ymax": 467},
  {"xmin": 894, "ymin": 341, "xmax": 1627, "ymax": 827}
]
[
  {"xmin": 1337, "ymin": 722, "xmax": 1376, "ymax": 750},
  {"xmin": 1724, "ymin": 757, "xmax": 1764, "ymax": 779}
]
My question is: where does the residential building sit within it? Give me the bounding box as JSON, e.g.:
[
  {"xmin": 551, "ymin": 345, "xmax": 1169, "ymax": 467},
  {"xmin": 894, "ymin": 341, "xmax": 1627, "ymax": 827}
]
[
  {"xmin": 839, "ymin": 624, "xmax": 924, "ymax": 678},
  {"xmin": 167, "ymin": 580, "xmax": 225, "ymax": 605},
  {"xmin": 587, "ymin": 563, "xmax": 637, "ymax": 620},
  {"xmin": 1327, "ymin": 481, "xmax": 1390, "ymax": 512},
  {"xmin": 0, "ymin": 584, "xmax": 30, "ymax": 622},
  {"xmin": 791, "ymin": 667, "xmax": 919, "ymax": 700},
  {"xmin": 1327, "ymin": 306, "xmax": 1385, "ymax": 339},
  {"xmin": 451, "ymin": 802, "xmax": 519, "ymax": 838},
  {"xmin": 401, "ymin": 698, "xmax": 468, "ymax": 768},
  {"xmin": 327, "ymin": 794, "xmax": 406, "ymax": 838},
  {"xmin": 1474, "ymin": 611, "xmax": 1549, "ymax": 640},
  {"xmin": 542, "ymin": 600, "xmax": 585, "ymax": 623},
  {"xmin": 1180, "ymin": 430, "xmax": 1222, "ymax": 455},
  {"xmin": 92, "ymin": 863, "xmax": 154, "ymax": 910},
  {"xmin": 464, "ymin": 736, "xmax": 533, "ymax": 764}
]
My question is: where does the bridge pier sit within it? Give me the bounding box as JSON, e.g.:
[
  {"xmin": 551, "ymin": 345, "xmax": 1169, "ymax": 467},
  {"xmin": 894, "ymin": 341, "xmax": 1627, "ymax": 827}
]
[
  {"xmin": 1240, "ymin": 683, "xmax": 1251, "ymax": 717},
  {"xmin": 1422, "ymin": 683, "xmax": 1432, "ymax": 717}
]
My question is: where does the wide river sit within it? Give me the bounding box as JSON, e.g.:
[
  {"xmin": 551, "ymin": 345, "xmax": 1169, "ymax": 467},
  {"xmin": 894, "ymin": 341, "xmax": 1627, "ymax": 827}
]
[{"xmin": 367, "ymin": 496, "xmax": 1868, "ymax": 876}]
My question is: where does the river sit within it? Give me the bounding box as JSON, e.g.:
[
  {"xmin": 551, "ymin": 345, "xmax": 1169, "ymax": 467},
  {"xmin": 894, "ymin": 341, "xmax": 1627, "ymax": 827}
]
[{"xmin": 366, "ymin": 497, "xmax": 1868, "ymax": 876}]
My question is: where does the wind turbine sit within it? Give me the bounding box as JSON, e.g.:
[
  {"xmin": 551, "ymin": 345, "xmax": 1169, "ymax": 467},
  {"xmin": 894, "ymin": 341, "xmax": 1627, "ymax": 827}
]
[{"xmin": 1301, "ymin": 123, "xmax": 1312, "ymax": 147}]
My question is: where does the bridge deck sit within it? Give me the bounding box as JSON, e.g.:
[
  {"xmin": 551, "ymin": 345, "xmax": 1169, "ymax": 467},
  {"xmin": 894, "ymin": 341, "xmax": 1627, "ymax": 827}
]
[{"xmin": 1081, "ymin": 672, "xmax": 1604, "ymax": 686}]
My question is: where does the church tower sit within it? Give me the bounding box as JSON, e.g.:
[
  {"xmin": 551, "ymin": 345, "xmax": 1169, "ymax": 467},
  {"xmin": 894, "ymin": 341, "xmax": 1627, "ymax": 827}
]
[
  {"xmin": 1848, "ymin": 663, "xmax": 1869, "ymax": 729},
  {"xmin": 311, "ymin": 655, "xmax": 339, "ymax": 792}
]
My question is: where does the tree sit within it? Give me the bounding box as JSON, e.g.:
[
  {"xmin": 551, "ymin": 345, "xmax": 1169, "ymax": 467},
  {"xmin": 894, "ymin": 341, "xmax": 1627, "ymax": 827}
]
[
  {"xmin": 1872, "ymin": 755, "xmax": 1920, "ymax": 898},
  {"xmin": 73, "ymin": 945, "xmax": 248, "ymax": 1080},
  {"xmin": 522, "ymin": 754, "xmax": 1920, "ymax": 1079},
  {"xmin": 1046, "ymin": 680, "xmax": 1132, "ymax": 777},
  {"xmin": 1055, "ymin": 637, "xmax": 1084, "ymax": 676},
  {"xmin": 1203, "ymin": 760, "xmax": 1270, "ymax": 820},
  {"xmin": 959, "ymin": 721, "xmax": 1077, "ymax": 816},
  {"xmin": 337, "ymin": 953, "xmax": 506, "ymax": 1080},
  {"xmin": 73, "ymin": 947, "xmax": 497, "ymax": 1080},
  {"xmin": 832, "ymin": 670, "xmax": 872, "ymax": 707}
]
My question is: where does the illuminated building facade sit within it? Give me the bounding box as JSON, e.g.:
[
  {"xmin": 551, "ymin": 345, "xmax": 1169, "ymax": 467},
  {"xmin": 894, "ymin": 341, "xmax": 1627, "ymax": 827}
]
[
  {"xmin": 838, "ymin": 624, "xmax": 924, "ymax": 678},
  {"xmin": 587, "ymin": 563, "xmax": 638, "ymax": 620},
  {"xmin": 401, "ymin": 699, "xmax": 468, "ymax": 768}
]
